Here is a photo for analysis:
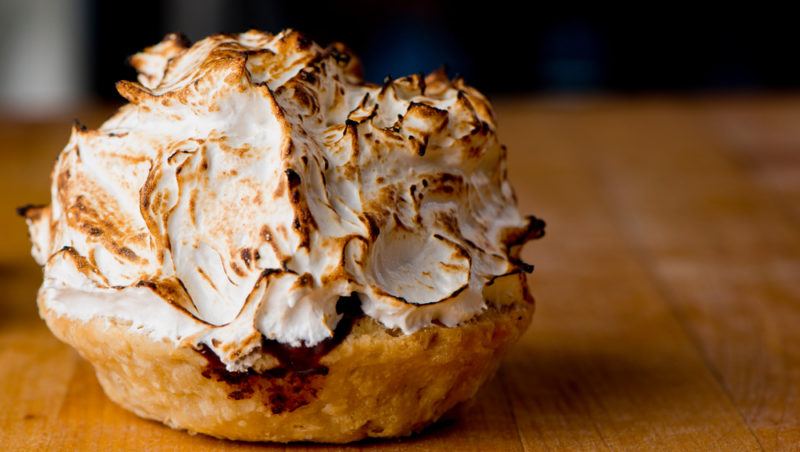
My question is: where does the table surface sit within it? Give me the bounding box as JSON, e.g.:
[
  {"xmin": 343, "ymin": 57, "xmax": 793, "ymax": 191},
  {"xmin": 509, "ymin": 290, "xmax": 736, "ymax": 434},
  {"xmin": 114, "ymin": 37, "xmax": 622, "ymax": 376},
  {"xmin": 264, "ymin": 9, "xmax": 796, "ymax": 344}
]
[{"xmin": 1, "ymin": 96, "xmax": 799, "ymax": 451}]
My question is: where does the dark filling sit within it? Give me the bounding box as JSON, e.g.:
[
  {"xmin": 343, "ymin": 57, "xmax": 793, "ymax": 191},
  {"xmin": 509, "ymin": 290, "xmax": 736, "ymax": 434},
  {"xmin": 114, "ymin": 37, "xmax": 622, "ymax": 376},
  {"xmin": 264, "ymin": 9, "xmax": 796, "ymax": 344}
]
[{"xmin": 197, "ymin": 295, "xmax": 363, "ymax": 414}]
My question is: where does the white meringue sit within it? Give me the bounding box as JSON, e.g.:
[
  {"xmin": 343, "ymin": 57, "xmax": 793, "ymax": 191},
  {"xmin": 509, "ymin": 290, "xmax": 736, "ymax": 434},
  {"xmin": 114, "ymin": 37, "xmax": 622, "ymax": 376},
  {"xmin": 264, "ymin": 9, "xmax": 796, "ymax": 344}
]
[{"xmin": 23, "ymin": 29, "xmax": 540, "ymax": 371}]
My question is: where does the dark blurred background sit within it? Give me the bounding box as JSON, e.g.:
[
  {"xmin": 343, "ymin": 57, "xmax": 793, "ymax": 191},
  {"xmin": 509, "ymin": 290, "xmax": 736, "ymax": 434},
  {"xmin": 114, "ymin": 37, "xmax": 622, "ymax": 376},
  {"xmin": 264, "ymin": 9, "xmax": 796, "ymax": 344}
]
[{"xmin": 2, "ymin": 1, "xmax": 800, "ymax": 116}]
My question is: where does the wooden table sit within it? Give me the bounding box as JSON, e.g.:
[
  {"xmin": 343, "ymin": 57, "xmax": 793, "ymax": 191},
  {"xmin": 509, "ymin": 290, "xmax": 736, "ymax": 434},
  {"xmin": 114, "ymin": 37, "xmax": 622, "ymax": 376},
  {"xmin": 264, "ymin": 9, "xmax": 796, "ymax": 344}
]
[{"xmin": 1, "ymin": 97, "xmax": 799, "ymax": 450}]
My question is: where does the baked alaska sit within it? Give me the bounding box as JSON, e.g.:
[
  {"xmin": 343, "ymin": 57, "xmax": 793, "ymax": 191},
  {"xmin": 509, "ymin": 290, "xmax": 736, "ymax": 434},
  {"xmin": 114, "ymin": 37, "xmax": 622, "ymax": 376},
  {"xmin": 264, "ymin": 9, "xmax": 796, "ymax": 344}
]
[{"xmin": 20, "ymin": 29, "xmax": 545, "ymax": 443}]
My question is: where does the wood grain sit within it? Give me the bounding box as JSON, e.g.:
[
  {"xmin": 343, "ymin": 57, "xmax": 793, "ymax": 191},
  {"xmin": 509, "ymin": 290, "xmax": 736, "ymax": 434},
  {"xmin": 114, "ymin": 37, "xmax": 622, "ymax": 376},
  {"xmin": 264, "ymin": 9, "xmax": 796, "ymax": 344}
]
[{"xmin": 1, "ymin": 97, "xmax": 798, "ymax": 450}]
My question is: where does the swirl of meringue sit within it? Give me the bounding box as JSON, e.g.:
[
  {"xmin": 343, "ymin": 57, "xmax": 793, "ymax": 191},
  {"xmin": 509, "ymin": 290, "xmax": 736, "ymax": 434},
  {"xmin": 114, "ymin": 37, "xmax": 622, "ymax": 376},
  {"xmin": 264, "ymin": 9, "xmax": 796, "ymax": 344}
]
[{"xmin": 24, "ymin": 29, "xmax": 541, "ymax": 371}]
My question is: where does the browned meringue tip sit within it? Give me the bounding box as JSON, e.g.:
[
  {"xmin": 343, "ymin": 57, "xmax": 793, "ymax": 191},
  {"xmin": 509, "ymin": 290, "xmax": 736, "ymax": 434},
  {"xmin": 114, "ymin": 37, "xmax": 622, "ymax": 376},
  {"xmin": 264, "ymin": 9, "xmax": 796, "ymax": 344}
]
[
  {"xmin": 115, "ymin": 80, "xmax": 148, "ymax": 103},
  {"xmin": 16, "ymin": 203, "xmax": 47, "ymax": 220},
  {"xmin": 127, "ymin": 32, "xmax": 191, "ymax": 68},
  {"xmin": 323, "ymin": 42, "xmax": 363, "ymax": 80}
]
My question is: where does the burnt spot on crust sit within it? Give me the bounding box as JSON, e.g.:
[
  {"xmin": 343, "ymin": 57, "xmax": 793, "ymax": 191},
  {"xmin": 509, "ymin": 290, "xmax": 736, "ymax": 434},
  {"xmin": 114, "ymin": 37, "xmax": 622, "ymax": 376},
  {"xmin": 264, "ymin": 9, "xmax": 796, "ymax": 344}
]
[
  {"xmin": 197, "ymin": 295, "xmax": 363, "ymax": 413},
  {"xmin": 198, "ymin": 344, "xmax": 327, "ymax": 413}
]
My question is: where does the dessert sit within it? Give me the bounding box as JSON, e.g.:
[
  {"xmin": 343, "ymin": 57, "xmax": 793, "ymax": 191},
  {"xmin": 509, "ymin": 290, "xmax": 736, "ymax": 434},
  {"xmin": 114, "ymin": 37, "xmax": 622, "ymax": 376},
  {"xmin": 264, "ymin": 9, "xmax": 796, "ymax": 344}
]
[{"xmin": 20, "ymin": 29, "xmax": 545, "ymax": 442}]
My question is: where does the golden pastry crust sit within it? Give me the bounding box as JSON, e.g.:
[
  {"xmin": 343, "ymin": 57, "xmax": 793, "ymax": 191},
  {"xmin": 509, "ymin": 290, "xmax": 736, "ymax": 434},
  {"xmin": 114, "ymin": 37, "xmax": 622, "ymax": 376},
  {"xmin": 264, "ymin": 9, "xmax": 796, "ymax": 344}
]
[{"xmin": 38, "ymin": 273, "xmax": 533, "ymax": 443}]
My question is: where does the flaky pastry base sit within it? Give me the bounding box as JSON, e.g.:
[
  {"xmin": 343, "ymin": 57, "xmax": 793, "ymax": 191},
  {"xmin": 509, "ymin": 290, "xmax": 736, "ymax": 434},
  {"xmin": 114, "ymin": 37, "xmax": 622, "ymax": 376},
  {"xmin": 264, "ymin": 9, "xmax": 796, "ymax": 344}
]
[{"xmin": 39, "ymin": 273, "xmax": 533, "ymax": 443}]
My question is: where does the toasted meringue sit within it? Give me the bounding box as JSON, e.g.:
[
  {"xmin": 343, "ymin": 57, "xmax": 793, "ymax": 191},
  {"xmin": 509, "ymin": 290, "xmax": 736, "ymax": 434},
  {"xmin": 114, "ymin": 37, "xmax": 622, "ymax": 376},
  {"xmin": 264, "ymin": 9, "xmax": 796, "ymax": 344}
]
[{"xmin": 23, "ymin": 29, "xmax": 541, "ymax": 373}]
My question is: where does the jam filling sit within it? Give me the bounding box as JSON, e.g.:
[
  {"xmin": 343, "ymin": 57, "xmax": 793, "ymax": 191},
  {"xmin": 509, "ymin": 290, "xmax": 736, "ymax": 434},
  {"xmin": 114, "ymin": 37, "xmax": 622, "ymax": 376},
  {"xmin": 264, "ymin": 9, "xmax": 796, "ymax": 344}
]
[{"xmin": 198, "ymin": 295, "xmax": 363, "ymax": 414}]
